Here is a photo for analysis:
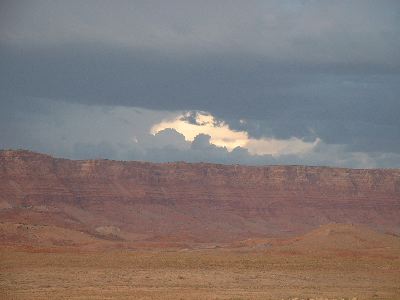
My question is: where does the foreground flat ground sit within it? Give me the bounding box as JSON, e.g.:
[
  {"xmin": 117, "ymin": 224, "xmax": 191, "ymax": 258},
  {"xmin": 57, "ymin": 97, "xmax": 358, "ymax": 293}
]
[{"xmin": 1, "ymin": 249, "xmax": 399, "ymax": 300}]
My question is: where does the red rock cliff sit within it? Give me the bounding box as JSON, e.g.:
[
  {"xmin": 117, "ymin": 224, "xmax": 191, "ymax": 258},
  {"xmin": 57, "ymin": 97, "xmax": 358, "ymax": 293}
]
[{"xmin": 1, "ymin": 150, "xmax": 399, "ymax": 243}]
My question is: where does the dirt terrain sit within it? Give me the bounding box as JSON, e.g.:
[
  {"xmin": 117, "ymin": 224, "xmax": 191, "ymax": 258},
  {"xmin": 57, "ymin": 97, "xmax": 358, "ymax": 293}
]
[
  {"xmin": 1, "ymin": 150, "xmax": 400, "ymax": 299},
  {"xmin": 1, "ymin": 223, "xmax": 400, "ymax": 300},
  {"xmin": 1, "ymin": 246, "xmax": 399, "ymax": 300}
]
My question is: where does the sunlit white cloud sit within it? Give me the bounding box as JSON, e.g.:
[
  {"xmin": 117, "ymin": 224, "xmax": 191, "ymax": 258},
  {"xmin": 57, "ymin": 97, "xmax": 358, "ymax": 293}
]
[{"xmin": 151, "ymin": 111, "xmax": 319, "ymax": 156}]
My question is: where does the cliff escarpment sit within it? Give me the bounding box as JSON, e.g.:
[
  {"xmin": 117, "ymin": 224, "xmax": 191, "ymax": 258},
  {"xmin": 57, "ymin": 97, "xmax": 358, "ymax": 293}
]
[{"xmin": 1, "ymin": 150, "xmax": 399, "ymax": 245}]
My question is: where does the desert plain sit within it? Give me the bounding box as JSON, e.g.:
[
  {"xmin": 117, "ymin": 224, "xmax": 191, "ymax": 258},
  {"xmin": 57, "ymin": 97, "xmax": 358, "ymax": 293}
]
[
  {"xmin": 1, "ymin": 150, "xmax": 400, "ymax": 299},
  {"xmin": 1, "ymin": 223, "xmax": 400, "ymax": 300}
]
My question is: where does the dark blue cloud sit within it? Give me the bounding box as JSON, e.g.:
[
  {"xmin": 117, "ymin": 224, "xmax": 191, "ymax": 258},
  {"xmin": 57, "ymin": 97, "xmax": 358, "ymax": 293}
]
[
  {"xmin": 1, "ymin": 1, "xmax": 400, "ymax": 166},
  {"xmin": 2, "ymin": 44, "xmax": 399, "ymax": 154}
]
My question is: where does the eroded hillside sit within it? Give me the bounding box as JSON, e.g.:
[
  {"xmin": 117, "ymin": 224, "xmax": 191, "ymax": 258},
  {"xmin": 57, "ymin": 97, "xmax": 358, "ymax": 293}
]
[{"xmin": 1, "ymin": 149, "xmax": 399, "ymax": 247}]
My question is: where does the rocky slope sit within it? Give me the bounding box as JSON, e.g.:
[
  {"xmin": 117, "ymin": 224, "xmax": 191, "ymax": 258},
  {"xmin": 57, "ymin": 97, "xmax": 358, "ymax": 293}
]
[{"xmin": 0, "ymin": 149, "xmax": 399, "ymax": 246}]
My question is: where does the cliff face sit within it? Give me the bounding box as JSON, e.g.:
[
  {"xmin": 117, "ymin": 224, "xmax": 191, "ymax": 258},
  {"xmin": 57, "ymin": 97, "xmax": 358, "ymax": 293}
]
[{"xmin": 1, "ymin": 150, "xmax": 399, "ymax": 244}]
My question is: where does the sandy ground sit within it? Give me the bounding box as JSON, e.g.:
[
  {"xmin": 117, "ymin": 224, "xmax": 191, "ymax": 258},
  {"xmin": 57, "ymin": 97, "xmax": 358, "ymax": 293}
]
[{"xmin": 1, "ymin": 249, "xmax": 399, "ymax": 300}]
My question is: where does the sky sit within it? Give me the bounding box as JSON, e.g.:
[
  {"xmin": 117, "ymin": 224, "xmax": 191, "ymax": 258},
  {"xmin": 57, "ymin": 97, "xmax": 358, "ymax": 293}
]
[{"xmin": 1, "ymin": 0, "xmax": 400, "ymax": 168}]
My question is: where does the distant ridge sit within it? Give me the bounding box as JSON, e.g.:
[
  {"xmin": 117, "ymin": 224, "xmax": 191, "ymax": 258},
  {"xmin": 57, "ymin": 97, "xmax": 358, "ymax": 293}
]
[
  {"xmin": 2, "ymin": 148, "xmax": 400, "ymax": 170},
  {"xmin": 0, "ymin": 149, "xmax": 399, "ymax": 248}
]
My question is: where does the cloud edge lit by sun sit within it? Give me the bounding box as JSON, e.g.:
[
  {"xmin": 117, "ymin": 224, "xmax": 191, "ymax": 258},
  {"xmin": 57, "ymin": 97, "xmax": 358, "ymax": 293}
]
[{"xmin": 151, "ymin": 111, "xmax": 320, "ymax": 156}]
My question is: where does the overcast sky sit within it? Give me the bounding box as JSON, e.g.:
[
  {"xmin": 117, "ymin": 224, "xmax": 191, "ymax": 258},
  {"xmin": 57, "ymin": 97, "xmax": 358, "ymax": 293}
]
[{"xmin": 1, "ymin": 0, "xmax": 399, "ymax": 168}]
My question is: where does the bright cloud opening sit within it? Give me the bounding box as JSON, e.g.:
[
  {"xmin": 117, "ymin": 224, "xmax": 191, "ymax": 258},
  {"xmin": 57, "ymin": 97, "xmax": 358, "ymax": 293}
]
[{"xmin": 151, "ymin": 112, "xmax": 319, "ymax": 156}]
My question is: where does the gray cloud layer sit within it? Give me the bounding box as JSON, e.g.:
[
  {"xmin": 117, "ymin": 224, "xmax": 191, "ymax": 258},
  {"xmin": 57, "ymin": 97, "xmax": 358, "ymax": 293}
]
[
  {"xmin": 1, "ymin": 1, "xmax": 399, "ymax": 167},
  {"xmin": 2, "ymin": 1, "xmax": 399, "ymax": 64},
  {"xmin": 1, "ymin": 98, "xmax": 399, "ymax": 168}
]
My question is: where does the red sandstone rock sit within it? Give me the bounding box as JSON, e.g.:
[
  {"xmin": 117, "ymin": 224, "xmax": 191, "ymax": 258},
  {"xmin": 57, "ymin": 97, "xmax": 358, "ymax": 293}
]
[{"xmin": 0, "ymin": 149, "xmax": 399, "ymax": 245}]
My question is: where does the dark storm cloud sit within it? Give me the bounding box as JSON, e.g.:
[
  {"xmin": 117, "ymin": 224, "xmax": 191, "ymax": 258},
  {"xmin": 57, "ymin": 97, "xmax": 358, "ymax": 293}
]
[
  {"xmin": 1, "ymin": 43, "xmax": 399, "ymax": 153},
  {"xmin": 1, "ymin": 97, "xmax": 399, "ymax": 168},
  {"xmin": 2, "ymin": 1, "xmax": 399, "ymax": 63},
  {"xmin": 1, "ymin": 0, "xmax": 400, "ymax": 166}
]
